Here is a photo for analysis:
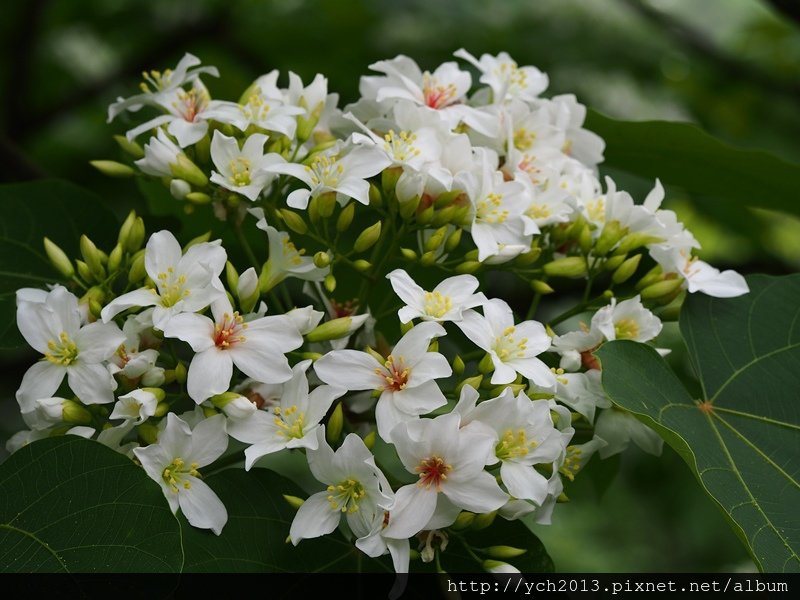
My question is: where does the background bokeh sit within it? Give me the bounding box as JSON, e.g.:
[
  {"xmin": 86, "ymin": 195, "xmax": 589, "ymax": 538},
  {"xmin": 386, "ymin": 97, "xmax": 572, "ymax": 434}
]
[{"xmin": 2, "ymin": 0, "xmax": 798, "ymax": 572}]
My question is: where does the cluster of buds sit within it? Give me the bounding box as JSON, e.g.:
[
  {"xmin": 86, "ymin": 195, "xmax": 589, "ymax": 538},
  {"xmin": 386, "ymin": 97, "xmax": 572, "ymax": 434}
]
[{"xmin": 12, "ymin": 50, "xmax": 748, "ymax": 573}]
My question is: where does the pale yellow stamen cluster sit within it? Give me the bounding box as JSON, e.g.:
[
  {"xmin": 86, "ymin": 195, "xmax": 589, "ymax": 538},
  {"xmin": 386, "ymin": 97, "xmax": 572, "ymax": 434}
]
[
  {"xmin": 45, "ymin": 332, "xmax": 79, "ymax": 366},
  {"xmin": 559, "ymin": 447, "xmax": 582, "ymax": 481},
  {"xmin": 155, "ymin": 267, "xmax": 190, "ymax": 307},
  {"xmin": 281, "ymin": 237, "xmax": 305, "ymax": 266},
  {"xmin": 586, "ymin": 197, "xmax": 605, "ymax": 223},
  {"xmin": 614, "ymin": 318, "xmax": 640, "ymax": 340},
  {"xmin": 496, "ymin": 62, "xmax": 528, "ymax": 92},
  {"xmin": 273, "ymin": 405, "xmax": 306, "ymax": 439},
  {"xmin": 493, "ymin": 325, "xmax": 529, "ymax": 360},
  {"xmin": 173, "ymin": 87, "xmax": 209, "ymax": 122},
  {"xmin": 162, "ymin": 457, "xmax": 200, "ymax": 493},
  {"xmin": 241, "ymin": 93, "xmax": 271, "ymax": 122},
  {"xmin": 326, "ymin": 478, "xmax": 366, "ymax": 513},
  {"xmin": 139, "ymin": 68, "xmax": 173, "ymax": 93},
  {"xmin": 476, "ymin": 192, "xmax": 509, "ymax": 224},
  {"xmin": 228, "ymin": 157, "xmax": 252, "ymax": 187},
  {"xmin": 423, "ymin": 291, "xmax": 453, "ymax": 318},
  {"xmin": 550, "ymin": 366, "xmax": 568, "ymax": 385},
  {"xmin": 377, "ymin": 355, "xmax": 410, "ymax": 392},
  {"xmin": 383, "ymin": 130, "xmax": 421, "ymax": 162},
  {"xmin": 305, "ymin": 154, "xmax": 344, "ymax": 187},
  {"xmin": 495, "ymin": 428, "xmax": 538, "ymax": 461},
  {"xmin": 513, "ymin": 127, "xmax": 537, "ymax": 151},
  {"xmin": 527, "ymin": 203, "xmax": 551, "ymax": 220}
]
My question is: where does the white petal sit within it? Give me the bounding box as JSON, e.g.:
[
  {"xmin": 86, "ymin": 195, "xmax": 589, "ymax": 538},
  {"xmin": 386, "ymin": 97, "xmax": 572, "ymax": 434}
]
[
  {"xmin": 376, "ymin": 394, "xmax": 417, "ymax": 442},
  {"xmin": 67, "ymin": 362, "xmax": 116, "ymax": 404},
  {"xmin": 229, "ymin": 341, "xmax": 292, "ymax": 384},
  {"xmin": 75, "ymin": 322, "xmax": 126, "ymax": 363},
  {"xmin": 145, "ymin": 231, "xmax": 182, "ymax": 282},
  {"xmin": 190, "ymin": 413, "xmax": 228, "ymax": 467},
  {"xmin": 16, "ymin": 362, "xmax": 66, "ymax": 412},
  {"xmin": 382, "ymin": 484, "xmax": 437, "ymax": 539},
  {"xmin": 178, "ymin": 476, "xmax": 228, "ymax": 535},
  {"xmin": 289, "ymin": 491, "xmax": 341, "ymax": 544},
  {"xmin": 314, "ymin": 350, "xmax": 381, "ymax": 390},
  {"xmin": 101, "ymin": 288, "xmax": 158, "ymax": 323},
  {"xmin": 443, "ymin": 470, "xmax": 508, "ymax": 513},
  {"xmin": 187, "ymin": 349, "xmax": 233, "ymax": 403},
  {"xmin": 500, "ymin": 461, "xmax": 549, "ymax": 504},
  {"xmin": 162, "ymin": 312, "xmax": 215, "ymax": 352}
]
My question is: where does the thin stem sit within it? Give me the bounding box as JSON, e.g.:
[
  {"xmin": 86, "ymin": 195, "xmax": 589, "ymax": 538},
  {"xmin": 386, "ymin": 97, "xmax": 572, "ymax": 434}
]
[{"xmin": 233, "ymin": 220, "xmax": 260, "ymax": 270}]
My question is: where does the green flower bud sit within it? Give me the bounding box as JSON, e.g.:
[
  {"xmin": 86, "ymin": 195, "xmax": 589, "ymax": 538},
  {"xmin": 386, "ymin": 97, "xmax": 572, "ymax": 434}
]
[
  {"xmin": 306, "ymin": 317, "xmax": 360, "ymax": 342},
  {"xmin": 368, "ymin": 183, "xmax": 383, "ymax": 207},
  {"xmin": 399, "ymin": 321, "xmax": 414, "ymax": 335},
  {"xmin": 579, "ymin": 224, "xmax": 593, "ymax": 254},
  {"xmin": 639, "ymin": 277, "xmax": 683, "ymax": 300},
  {"xmin": 594, "ymin": 220, "xmax": 627, "ymax": 256},
  {"xmin": 324, "ymin": 273, "xmax": 337, "ymax": 293},
  {"xmin": 464, "ymin": 249, "xmax": 479, "ymax": 261},
  {"xmin": 416, "ymin": 204, "xmax": 434, "ymax": 225},
  {"xmin": 603, "ymin": 253, "xmax": 627, "ymax": 271},
  {"xmin": 300, "ymin": 352, "xmax": 323, "ymax": 361},
  {"xmin": 455, "ymin": 374, "xmax": 483, "ymax": 395},
  {"xmin": 317, "ymin": 191, "xmax": 337, "ymax": 218},
  {"xmin": 76, "ymin": 259, "xmax": 93, "ymax": 283},
  {"xmin": 486, "ymin": 546, "xmax": 528, "ymax": 559},
  {"xmin": 424, "ymin": 226, "xmax": 448, "ymax": 253},
  {"xmin": 614, "ymin": 232, "xmax": 664, "ymax": 256},
  {"xmin": 80, "ymin": 235, "xmax": 105, "ymax": 281},
  {"xmin": 471, "ymin": 511, "xmax": 497, "ymax": 530},
  {"xmin": 43, "ymin": 237, "xmax": 74, "ymax": 279},
  {"xmin": 612, "ymin": 254, "xmax": 642, "ymax": 285},
  {"xmin": 431, "ymin": 204, "xmax": 457, "ymax": 226},
  {"xmin": 283, "ymin": 495, "xmax": 305, "ymax": 510},
  {"xmin": 336, "ymin": 202, "xmax": 355, "ymax": 232},
  {"xmin": 530, "ymin": 279, "xmax": 554, "ymax": 294},
  {"xmin": 279, "ymin": 209, "xmax": 308, "ymax": 235},
  {"xmin": 543, "ymin": 256, "xmax": 587, "ymax": 278},
  {"xmin": 450, "ymin": 511, "xmax": 475, "ymax": 531},
  {"xmin": 353, "ymin": 221, "xmax": 382, "ymax": 253},
  {"xmin": 635, "ymin": 264, "xmax": 664, "ymax": 290},
  {"xmin": 107, "ymin": 243, "xmax": 124, "ymax": 274},
  {"xmin": 514, "ymin": 247, "xmax": 542, "ymax": 267},
  {"xmin": 452, "ymin": 355, "xmax": 465, "ymax": 376},
  {"xmin": 183, "ymin": 231, "xmax": 211, "ymax": 251},
  {"xmin": 170, "ymin": 154, "xmax": 208, "ymax": 187},
  {"xmin": 400, "ymin": 247, "xmax": 418, "ymax": 261},
  {"xmin": 118, "ymin": 210, "xmax": 136, "ymax": 247},
  {"xmin": 88, "ymin": 299, "xmax": 103, "ymax": 319},
  {"xmin": 353, "ymin": 259, "xmax": 371, "ymax": 272},
  {"xmin": 138, "ymin": 422, "xmax": 159, "ymax": 445},
  {"xmin": 225, "ymin": 261, "xmax": 239, "ymax": 293},
  {"xmin": 152, "ymin": 401, "xmax": 168, "ymax": 417},
  {"xmin": 420, "ymin": 250, "xmax": 437, "ymax": 266},
  {"xmin": 381, "ymin": 166, "xmax": 402, "ymax": 198},
  {"xmin": 326, "ymin": 403, "xmax": 344, "ymax": 445},
  {"xmin": 454, "ymin": 261, "xmax": 481, "ymax": 274},
  {"xmin": 482, "ymin": 560, "xmax": 517, "ymax": 573},
  {"xmin": 313, "ymin": 251, "xmax": 331, "ymax": 268},
  {"xmin": 489, "ymin": 383, "xmax": 527, "ymax": 396},
  {"xmin": 428, "ymin": 339, "xmax": 439, "ymax": 353},
  {"xmin": 174, "ymin": 362, "xmax": 188, "ymax": 385},
  {"xmin": 363, "ymin": 430, "xmax": 376, "ymax": 450},
  {"xmin": 113, "ymin": 135, "xmax": 144, "ymax": 159},
  {"xmin": 90, "ymin": 160, "xmax": 136, "ymax": 178},
  {"xmin": 398, "ymin": 194, "xmax": 421, "ymax": 219},
  {"xmin": 128, "ymin": 251, "xmax": 146, "ymax": 283},
  {"xmin": 59, "ymin": 399, "xmax": 91, "ymax": 425},
  {"xmin": 445, "ymin": 228, "xmax": 463, "ymax": 252},
  {"xmin": 185, "ymin": 192, "xmax": 212, "ymax": 205},
  {"xmin": 478, "ymin": 353, "xmax": 494, "ymax": 374},
  {"xmin": 127, "ymin": 217, "xmax": 146, "ymax": 253}
]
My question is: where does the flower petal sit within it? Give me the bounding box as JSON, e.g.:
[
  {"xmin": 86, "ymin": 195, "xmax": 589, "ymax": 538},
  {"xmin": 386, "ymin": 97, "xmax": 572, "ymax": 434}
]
[{"xmin": 178, "ymin": 476, "xmax": 228, "ymax": 535}]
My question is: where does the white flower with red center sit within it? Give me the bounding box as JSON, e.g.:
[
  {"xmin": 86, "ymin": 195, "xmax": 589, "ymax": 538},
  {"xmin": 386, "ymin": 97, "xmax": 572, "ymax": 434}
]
[
  {"xmin": 313, "ymin": 321, "xmax": 451, "ymax": 441},
  {"xmin": 163, "ymin": 295, "xmax": 303, "ymax": 403},
  {"xmin": 456, "ymin": 299, "xmax": 554, "ymax": 386},
  {"xmin": 134, "ymin": 413, "xmax": 228, "ymax": 534},
  {"xmin": 15, "ymin": 286, "xmax": 124, "ymax": 427},
  {"xmin": 386, "ymin": 269, "xmax": 486, "ymax": 323},
  {"xmin": 266, "ymin": 143, "xmax": 390, "ymax": 209},
  {"xmin": 381, "ymin": 413, "xmax": 508, "ymax": 539},
  {"xmin": 101, "ymin": 230, "xmax": 227, "ymax": 331},
  {"xmin": 649, "ymin": 246, "xmax": 749, "ymax": 298},
  {"xmin": 209, "ymin": 131, "xmax": 284, "ymax": 201},
  {"xmin": 453, "ymin": 386, "xmax": 572, "ymax": 505},
  {"xmin": 226, "ymin": 361, "xmax": 344, "ymax": 468},
  {"xmin": 454, "ymin": 49, "xmax": 549, "ymax": 104},
  {"xmin": 107, "ymin": 53, "xmax": 219, "ymax": 122}
]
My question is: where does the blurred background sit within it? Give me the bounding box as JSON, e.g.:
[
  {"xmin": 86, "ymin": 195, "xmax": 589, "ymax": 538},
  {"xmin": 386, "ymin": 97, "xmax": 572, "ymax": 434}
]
[{"xmin": 2, "ymin": 0, "xmax": 799, "ymax": 572}]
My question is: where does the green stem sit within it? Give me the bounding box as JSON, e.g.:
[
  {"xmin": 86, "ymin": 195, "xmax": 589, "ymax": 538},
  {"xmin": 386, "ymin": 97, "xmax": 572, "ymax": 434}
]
[{"xmin": 233, "ymin": 220, "xmax": 260, "ymax": 270}]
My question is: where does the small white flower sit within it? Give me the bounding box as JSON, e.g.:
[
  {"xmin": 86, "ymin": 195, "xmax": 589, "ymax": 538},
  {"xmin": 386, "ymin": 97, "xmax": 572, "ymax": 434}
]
[
  {"xmin": 382, "ymin": 413, "xmax": 508, "ymax": 539},
  {"xmin": 16, "ymin": 286, "xmax": 124, "ymax": 424},
  {"xmin": 314, "ymin": 321, "xmax": 451, "ymax": 441},
  {"xmin": 204, "ymin": 89, "xmax": 304, "ymax": 139},
  {"xmin": 454, "ymin": 49, "xmax": 549, "ymax": 104},
  {"xmin": 594, "ymin": 296, "xmax": 663, "ymax": 343},
  {"xmin": 226, "ymin": 361, "xmax": 344, "ymax": 468},
  {"xmin": 209, "ymin": 131, "xmax": 284, "ymax": 201},
  {"xmin": 456, "ymin": 299, "xmax": 554, "ymax": 386},
  {"xmin": 134, "ymin": 413, "xmax": 228, "ymax": 534},
  {"xmin": 101, "ymin": 230, "xmax": 226, "ymax": 330},
  {"xmin": 163, "ymin": 295, "xmax": 303, "ymax": 403},
  {"xmin": 649, "ymin": 246, "xmax": 749, "ymax": 298},
  {"xmin": 386, "ymin": 269, "xmax": 486, "ymax": 323}
]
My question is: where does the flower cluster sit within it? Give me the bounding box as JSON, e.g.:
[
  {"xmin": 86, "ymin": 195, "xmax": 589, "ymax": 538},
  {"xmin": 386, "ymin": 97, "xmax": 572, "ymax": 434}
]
[{"xmin": 13, "ymin": 50, "xmax": 748, "ymax": 573}]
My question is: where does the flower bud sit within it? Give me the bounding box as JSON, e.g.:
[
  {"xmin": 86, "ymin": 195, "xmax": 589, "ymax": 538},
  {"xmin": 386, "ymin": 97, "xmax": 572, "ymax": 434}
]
[
  {"xmin": 542, "ymin": 256, "xmax": 587, "ymax": 278},
  {"xmin": 594, "ymin": 220, "xmax": 627, "ymax": 256},
  {"xmin": 185, "ymin": 192, "xmax": 212, "ymax": 205},
  {"xmin": 336, "ymin": 202, "xmax": 355, "ymax": 232},
  {"xmin": 154, "ymin": 401, "xmax": 170, "ymax": 417},
  {"xmin": 450, "ymin": 511, "xmax": 475, "ymax": 531},
  {"xmin": 452, "ymin": 355, "xmax": 465, "ymax": 376},
  {"xmin": 138, "ymin": 422, "xmax": 159, "ymax": 445},
  {"xmin": 76, "ymin": 259, "xmax": 93, "ymax": 283},
  {"xmin": 283, "ymin": 495, "xmax": 305, "ymax": 510},
  {"xmin": 310, "ymin": 251, "xmax": 329, "ymax": 269},
  {"xmin": 445, "ymin": 228, "xmax": 462, "ymax": 252},
  {"xmin": 471, "ymin": 511, "xmax": 497, "ymax": 530},
  {"xmin": 381, "ymin": 166, "xmax": 402, "ymax": 198},
  {"xmin": 169, "ymin": 178, "xmax": 191, "ymax": 199},
  {"xmin": 603, "ymin": 253, "xmax": 627, "ymax": 271},
  {"xmin": 353, "ymin": 221, "xmax": 382, "ymax": 253},
  {"xmin": 225, "ymin": 261, "xmax": 239, "ymax": 292},
  {"xmin": 636, "ymin": 264, "xmax": 664, "ymax": 290},
  {"xmin": 420, "ymin": 250, "xmax": 437, "ymax": 267},
  {"xmin": 127, "ymin": 217, "xmax": 146, "ymax": 253},
  {"xmin": 486, "ymin": 546, "xmax": 528, "ymax": 559},
  {"xmin": 612, "ymin": 254, "xmax": 642, "ymax": 285},
  {"xmin": 353, "ymin": 259, "xmax": 371, "ymax": 272},
  {"xmin": 128, "ymin": 251, "xmax": 146, "ymax": 283},
  {"xmin": 88, "ymin": 299, "xmax": 103, "ymax": 319},
  {"xmin": 170, "ymin": 154, "xmax": 208, "ymax": 187},
  {"xmin": 368, "ymin": 183, "xmax": 383, "ymax": 207},
  {"xmin": 317, "ymin": 192, "xmax": 337, "ymax": 218},
  {"xmin": 174, "ymin": 362, "xmax": 188, "ymax": 385},
  {"xmin": 211, "ymin": 392, "xmax": 256, "ymax": 420},
  {"xmin": 43, "ymin": 237, "xmax": 75, "ymax": 279},
  {"xmin": 279, "ymin": 209, "xmax": 308, "ymax": 235},
  {"xmin": 90, "ymin": 160, "xmax": 136, "ymax": 178},
  {"xmin": 362, "ymin": 430, "xmax": 376, "ymax": 450},
  {"xmin": 482, "ymin": 560, "xmax": 520, "ymax": 574},
  {"xmin": 478, "ymin": 353, "xmax": 494, "ymax": 375},
  {"xmin": 490, "ymin": 383, "xmax": 527, "ymax": 396},
  {"xmin": 62, "ymin": 399, "xmax": 92, "ymax": 425},
  {"xmin": 454, "ymin": 261, "xmax": 480, "ymax": 274},
  {"xmin": 416, "ymin": 204, "xmax": 434, "ymax": 224},
  {"xmin": 324, "ymin": 274, "xmax": 337, "ymax": 293},
  {"xmin": 398, "ymin": 194, "xmax": 421, "ymax": 219},
  {"xmin": 400, "ymin": 247, "xmax": 418, "ymax": 261},
  {"xmin": 431, "ymin": 204, "xmax": 457, "ymax": 226},
  {"xmin": 306, "ymin": 316, "xmax": 365, "ymax": 342},
  {"xmin": 183, "ymin": 232, "xmax": 212, "ymax": 252},
  {"xmin": 455, "ymin": 374, "xmax": 482, "ymax": 395},
  {"xmin": 113, "ymin": 135, "xmax": 144, "ymax": 159},
  {"xmin": 639, "ymin": 277, "xmax": 683, "ymax": 300},
  {"xmin": 428, "ymin": 339, "xmax": 439, "ymax": 353},
  {"xmin": 614, "ymin": 232, "xmax": 664, "ymax": 256},
  {"xmin": 514, "ymin": 247, "xmax": 542, "ymax": 267},
  {"xmin": 326, "ymin": 403, "xmax": 344, "ymax": 445},
  {"xmin": 530, "ymin": 279, "xmax": 554, "ymax": 294},
  {"xmin": 424, "ymin": 226, "xmax": 448, "ymax": 253}
]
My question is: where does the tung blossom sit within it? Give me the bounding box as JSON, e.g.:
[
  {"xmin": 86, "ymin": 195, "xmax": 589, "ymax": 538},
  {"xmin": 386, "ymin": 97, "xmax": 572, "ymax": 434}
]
[
  {"xmin": 209, "ymin": 131, "xmax": 284, "ymax": 201},
  {"xmin": 386, "ymin": 269, "xmax": 486, "ymax": 323}
]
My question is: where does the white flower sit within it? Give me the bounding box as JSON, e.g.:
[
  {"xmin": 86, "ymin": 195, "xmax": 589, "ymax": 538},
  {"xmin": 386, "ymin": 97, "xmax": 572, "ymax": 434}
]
[
  {"xmin": 107, "ymin": 53, "xmax": 219, "ymax": 122},
  {"xmin": 594, "ymin": 296, "xmax": 662, "ymax": 343},
  {"xmin": 16, "ymin": 286, "xmax": 124, "ymax": 424},
  {"xmin": 253, "ymin": 214, "xmax": 329, "ymax": 291},
  {"xmin": 204, "ymin": 89, "xmax": 304, "ymax": 139},
  {"xmin": 594, "ymin": 408, "xmax": 663, "ymax": 458},
  {"xmin": 456, "ymin": 299, "xmax": 554, "ymax": 386},
  {"xmin": 266, "ymin": 143, "xmax": 390, "ymax": 209},
  {"xmin": 101, "ymin": 230, "xmax": 226, "ymax": 330},
  {"xmin": 289, "ymin": 429, "xmax": 394, "ymax": 548},
  {"xmin": 163, "ymin": 295, "xmax": 303, "ymax": 403},
  {"xmin": 454, "ymin": 49, "xmax": 548, "ymax": 104},
  {"xmin": 386, "ymin": 269, "xmax": 486, "ymax": 323},
  {"xmin": 226, "ymin": 361, "xmax": 344, "ymax": 468},
  {"xmin": 109, "ymin": 389, "xmax": 159, "ymax": 425},
  {"xmin": 454, "ymin": 386, "xmax": 571, "ymax": 504},
  {"xmin": 108, "ymin": 309, "xmax": 163, "ymax": 385},
  {"xmin": 649, "ymin": 246, "xmax": 749, "ymax": 298},
  {"xmin": 134, "ymin": 129, "xmax": 205, "ymax": 186},
  {"xmin": 314, "ymin": 321, "xmax": 451, "ymax": 441},
  {"xmin": 382, "ymin": 413, "xmax": 508, "ymax": 539},
  {"xmin": 550, "ymin": 370, "xmax": 610, "ymax": 423},
  {"xmin": 209, "ymin": 131, "xmax": 284, "ymax": 201},
  {"xmin": 134, "ymin": 413, "xmax": 228, "ymax": 534}
]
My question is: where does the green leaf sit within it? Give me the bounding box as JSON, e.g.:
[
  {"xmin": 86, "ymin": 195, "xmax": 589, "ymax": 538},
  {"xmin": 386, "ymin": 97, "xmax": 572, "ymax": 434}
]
[
  {"xmin": 0, "ymin": 436, "xmax": 183, "ymax": 572},
  {"xmin": 597, "ymin": 274, "xmax": 800, "ymax": 572},
  {"xmin": 586, "ymin": 111, "xmax": 800, "ymax": 218},
  {"xmin": 180, "ymin": 468, "xmax": 385, "ymax": 572},
  {"xmin": 0, "ymin": 179, "xmax": 119, "ymax": 352}
]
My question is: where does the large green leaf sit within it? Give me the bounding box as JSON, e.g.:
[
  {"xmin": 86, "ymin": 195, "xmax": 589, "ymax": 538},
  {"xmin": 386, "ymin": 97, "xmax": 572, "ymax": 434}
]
[
  {"xmin": 597, "ymin": 274, "xmax": 800, "ymax": 572},
  {"xmin": 586, "ymin": 111, "xmax": 800, "ymax": 218},
  {"xmin": 180, "ymin": 467, "xmax": 379, "ymax": 572},
  {"xmin": 0, "ymin": 179, "xmax": 119, "ymax": 352},
  {"xmin": 0, "ymin": 436, "xmax": 184, "ymax": 572}
]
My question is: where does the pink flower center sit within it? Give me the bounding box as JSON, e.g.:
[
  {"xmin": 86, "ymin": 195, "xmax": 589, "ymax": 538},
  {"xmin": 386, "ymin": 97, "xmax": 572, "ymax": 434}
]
[
  {"xmin": 213, "ymin": 312, "xmax": 247, "ymax": 349},
  {"xmin": 415, "ymin": 455, "xmax": 451, "ymax": 491}
]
